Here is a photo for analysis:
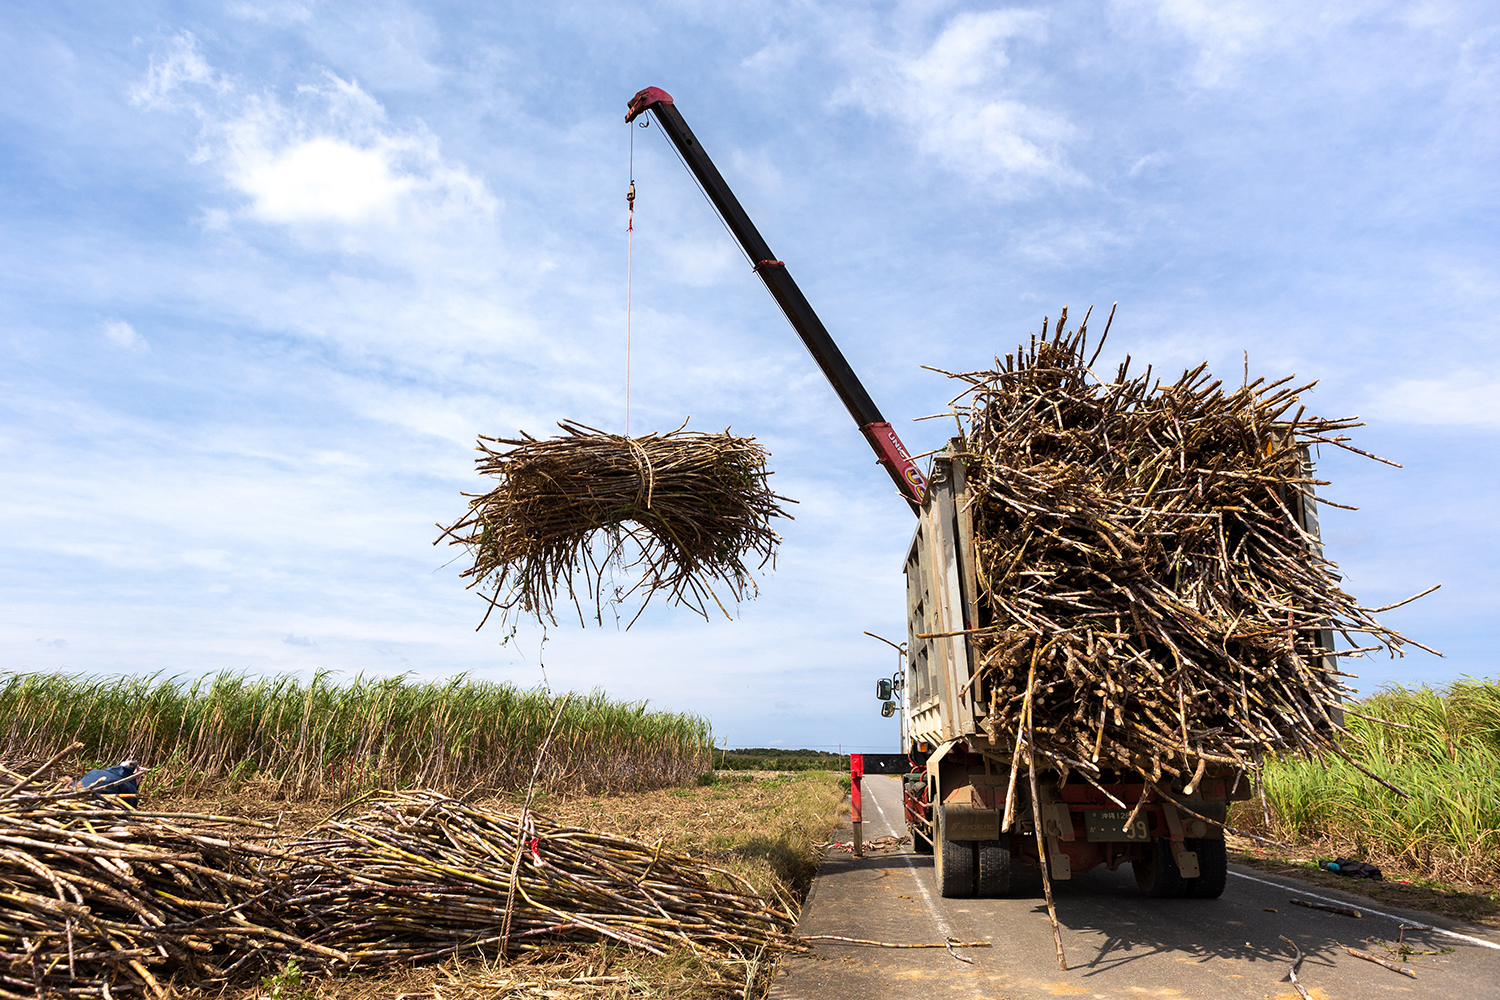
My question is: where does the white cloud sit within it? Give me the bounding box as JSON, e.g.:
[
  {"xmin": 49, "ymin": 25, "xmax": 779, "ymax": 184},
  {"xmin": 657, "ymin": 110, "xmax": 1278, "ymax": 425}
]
[
  {"xmin": 101, "ymin": 319, "xmax": 148, "ymax": 351},
  {"xmin": 1114, "ymin": 0, "xmax": 1398, "ymax": 87},
  {"xmin": 1139, "ymin": 0, "xmax": 1286, "ymax": 84},
  {"xmin": 135, "ymin": 39, "xmax": 494, "ymax": 232},
  {"xmin": 225, "ymin": 78, "xmax": 495, "ymax": 230},
  {"xmin": 657, "ymin": 237, "xmax": 738, "ymax": 288},
  {"xmin": 227, "ymin": 1, "xmax": 316, "ymax": 25},
  {"xmin": 1128, "ymin": 151, "xmax": 1170, "ymax": 177},
  {"xmin": 129, "ymin": 32, "xmax": 225, "ymax": 108},
  {"xmin": 235, "ymin": 136, "xmax": 414, "ymax": 224},
  {"xmin": 834, "ymin": 9, "xmax": 1080, "ymax": 189},
  {"xmin": 181, "ymin": 549, "xmax": 232, "ymax": 570},
  {"xmin": 1373, "ymin": 377, "xmax": 1500, "ymax": 428}
]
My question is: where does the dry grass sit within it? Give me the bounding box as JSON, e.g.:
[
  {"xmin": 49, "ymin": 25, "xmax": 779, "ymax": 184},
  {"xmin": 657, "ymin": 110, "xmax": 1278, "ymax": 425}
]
[
  {"xmin": 1225, "ymin": 835, "xmax": 1500, "ymax": 931},
  {"xmin": 188, "ymin": 771, "xmax": 847, "ymax": 1000},
  {"xmin": 543, "ymin": 771, "xmax": 849, "ymax": 904},
  {"xmin": 220, "ymin": 945, "xmax": 741, "ymax": 1000}
]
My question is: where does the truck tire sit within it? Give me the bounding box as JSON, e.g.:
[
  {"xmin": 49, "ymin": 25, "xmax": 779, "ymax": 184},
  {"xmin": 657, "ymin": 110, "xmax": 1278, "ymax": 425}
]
[
  {"xmin": 938, "ymin": 806, "xmax": 976, "ymax": 898},
  {"xmin": 976, "ymin": 840, "xmax": 1010, "ymax": 897},
  {"xmin": 1184, "ymin": 838, "xmax": 1227, "ymax": 898},
  {"xmin": 1133, "ymin": 837, "xmax": 1188, "ymax": 898},
  {"xmin": 911, "ymin": 821, "xmax": 934, "ymax": 854}
]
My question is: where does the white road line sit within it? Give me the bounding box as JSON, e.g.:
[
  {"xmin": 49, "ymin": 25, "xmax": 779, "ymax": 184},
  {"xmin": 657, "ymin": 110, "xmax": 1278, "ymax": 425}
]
[
  {"xmin": 865, "ymin": 780, "xmax": 961, "ymax": 942},
  {"xmin": 823, "ymin": 782, "xmax": 988, "ymax": 998},
  {"xmin": 1229, "ymin": 870, "xmax": 1500, "ymax": 951}
]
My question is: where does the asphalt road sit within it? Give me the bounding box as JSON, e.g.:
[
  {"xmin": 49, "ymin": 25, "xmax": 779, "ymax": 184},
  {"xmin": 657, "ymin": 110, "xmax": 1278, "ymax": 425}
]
[{"xmin": 770, "ymin": 774, "xmax": 1500, "ymax": 1000}]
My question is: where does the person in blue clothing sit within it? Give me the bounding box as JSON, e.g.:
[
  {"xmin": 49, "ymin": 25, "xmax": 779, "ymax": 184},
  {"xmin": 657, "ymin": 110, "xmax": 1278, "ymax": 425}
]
[{"xmin": 77, "ymin": 760, "xmax": 142, "ymax": 806}]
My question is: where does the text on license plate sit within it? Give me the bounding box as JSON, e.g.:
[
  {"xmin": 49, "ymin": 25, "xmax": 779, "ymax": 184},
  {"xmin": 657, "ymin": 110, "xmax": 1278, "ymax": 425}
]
[{"xmin": 1084, "ymin": 809, "xmax": 1150, "ymax": 842}]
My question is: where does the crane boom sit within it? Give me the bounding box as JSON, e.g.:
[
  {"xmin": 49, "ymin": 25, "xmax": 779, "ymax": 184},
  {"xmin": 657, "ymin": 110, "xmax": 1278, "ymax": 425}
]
[{"xmin": 626, "ymin": 86, "xmax": 926, "ymax": 513}]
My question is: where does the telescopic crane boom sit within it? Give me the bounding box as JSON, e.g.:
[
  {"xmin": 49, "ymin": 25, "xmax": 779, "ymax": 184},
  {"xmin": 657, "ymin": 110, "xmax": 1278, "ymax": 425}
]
[{"xmin": 626, "ymin": 87, "xmax": 926, "ymax": 514}]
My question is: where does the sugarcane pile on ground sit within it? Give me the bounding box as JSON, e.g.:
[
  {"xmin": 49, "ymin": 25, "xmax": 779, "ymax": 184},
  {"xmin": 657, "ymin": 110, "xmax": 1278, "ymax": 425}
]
[
  {"xmin": 0, "ymin": 762, "xmax": 320, "ymax": 999},
  {"xmin": 945, "ymin": 311, "xmax": 1434, "ymax": 793},
  {"xmin": 0, "ymin": 766, "xmax": 799, "ymax": 998},
  {"xmin": 277, "ymin": 791, "xmax": 798, "ymax": 975},
  {"xmin": 437, "ymin": 421, "xmax": 794, "ymax": 628}
]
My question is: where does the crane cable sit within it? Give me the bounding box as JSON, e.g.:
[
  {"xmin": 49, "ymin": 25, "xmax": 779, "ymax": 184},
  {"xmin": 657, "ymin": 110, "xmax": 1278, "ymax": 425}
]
[{"xmin": 625, "ymin": 121, "xmax": 641, "ymax": 438}]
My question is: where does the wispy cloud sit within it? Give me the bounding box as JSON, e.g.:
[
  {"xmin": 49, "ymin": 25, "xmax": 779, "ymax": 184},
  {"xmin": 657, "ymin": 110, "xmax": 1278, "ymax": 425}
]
[
  {"xmin": 129, "ymin": 32, "xmax": 228, "ymax": 109},
  {"xmin": 227, "ymin": 1, "xmax": 317, "ymax": 25},
  {"xmin": 101, "ymin": 319, "xmax": 147, "ymax": 351},
  {"xmin": 1121, "ymin": 0, "xmax": 1296, "ymax": 86},
  {"xmin": 833, "ymin": 9, "xmax": 1081, "ymax": 190}
]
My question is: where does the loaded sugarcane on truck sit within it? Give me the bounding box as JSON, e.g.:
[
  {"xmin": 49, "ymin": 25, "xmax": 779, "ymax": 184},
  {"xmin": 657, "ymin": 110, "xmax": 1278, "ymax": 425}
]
[
  {"xmin": 628, "ymin": 86, "xmax": 1327, "ymax": 902},
  {"xmin": 894, "ymin": 442, "xmax": 1335, "ymax": 899}
]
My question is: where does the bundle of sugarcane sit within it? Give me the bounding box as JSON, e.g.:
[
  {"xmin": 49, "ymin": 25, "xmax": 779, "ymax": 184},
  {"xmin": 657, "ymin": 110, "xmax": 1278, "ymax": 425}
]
[
  {"xmin": 437, "ymin": 421, "xmax": 794, "ymax": 628},
  {"xmin": 942, "ymin": 309, "xmax": 1435, "ymax": 792},
  {"xmin": 0, "ymin": 767, "xmax": 801, "ymax": 996},
  {"xmin": 276, "ymin": 791, "xmax": 799, "ymax": 975},
  {"xmin": 0, "ymin": 762, "xmax": 334, "ymax": 999}
]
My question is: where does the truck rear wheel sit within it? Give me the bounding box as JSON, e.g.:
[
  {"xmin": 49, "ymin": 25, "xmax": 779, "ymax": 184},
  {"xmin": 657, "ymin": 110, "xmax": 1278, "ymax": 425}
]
[
  {"xmin": 1133, "ymin": 837, "xmax": 1187, "ymax": 898},
  {"xmin": 976, "ymin": 840, "xmax": 1010, "ymax": 897},
  {"xmin": 1184, "ymin": 838, "xmax": 1227, "ymax": 898},
  {"xmin": 937, "ymin": 806, "xmax": 976, "ymax": 898}
]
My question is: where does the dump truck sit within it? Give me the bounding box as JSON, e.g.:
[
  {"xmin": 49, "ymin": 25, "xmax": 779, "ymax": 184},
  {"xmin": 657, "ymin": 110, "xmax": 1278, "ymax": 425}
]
[
  {"xmin": 892, "ymin": 440, "xmax": 1337, "ymax": 899},
  {"xmin": 625, "ymin": 85, "xmax": 1326, "ymax": 902}
]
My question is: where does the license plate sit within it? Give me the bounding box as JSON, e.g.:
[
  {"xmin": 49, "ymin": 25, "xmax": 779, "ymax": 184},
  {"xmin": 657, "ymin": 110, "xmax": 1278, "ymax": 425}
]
[{"xmin": 1084, "ymin": 809, "xmax": 1150, "ymax": 842}]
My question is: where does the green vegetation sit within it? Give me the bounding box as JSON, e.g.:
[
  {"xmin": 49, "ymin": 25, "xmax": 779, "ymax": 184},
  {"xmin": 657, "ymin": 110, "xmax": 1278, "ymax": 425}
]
[
  {"xmin": 1241, "ymin": 678, "xmax": 1500, "ymax": 882},
  {"xmin": 0, "ymin": 670, "xmax": 711, "ymax": 799},
  {"xmin": 714, "ymin": 748, "xmax": 847, "ymax": 772}
]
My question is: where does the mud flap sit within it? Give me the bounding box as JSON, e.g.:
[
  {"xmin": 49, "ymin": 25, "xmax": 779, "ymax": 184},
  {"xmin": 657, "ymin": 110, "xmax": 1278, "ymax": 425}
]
[{"xmin": 1161, "ymin": 801, "xmax": 1200, "ymax": 878}]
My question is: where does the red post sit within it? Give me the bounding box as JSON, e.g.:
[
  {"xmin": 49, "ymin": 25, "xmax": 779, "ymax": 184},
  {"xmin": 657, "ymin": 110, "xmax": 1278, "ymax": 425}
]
[{"xmin": 851, "ymin": 753, "xmax": 864, "ymax": 858}]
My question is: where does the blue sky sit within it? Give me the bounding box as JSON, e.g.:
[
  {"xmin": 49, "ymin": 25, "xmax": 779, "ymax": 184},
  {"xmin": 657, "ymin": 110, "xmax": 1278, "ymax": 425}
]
[{"xmin": 3, "ymin": 1, "xmax": 1496, "ymax": 751}]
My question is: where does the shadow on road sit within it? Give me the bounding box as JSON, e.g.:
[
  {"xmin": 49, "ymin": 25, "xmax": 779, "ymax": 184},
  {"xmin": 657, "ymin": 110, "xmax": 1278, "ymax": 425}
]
[{"xmin": 1039, "ymin": 867, "xmax": 1407, "ymax": 979}]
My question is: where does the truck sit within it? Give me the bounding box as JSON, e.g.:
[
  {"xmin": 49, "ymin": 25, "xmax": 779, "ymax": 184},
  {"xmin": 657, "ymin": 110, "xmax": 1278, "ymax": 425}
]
[
  {"xmin": 626, "ymin": 85, "xmax": 1325, "ymax": 903},
  {"xmin": 892, "ymin": 443, "xmax": 1320, "ymax": 899}
]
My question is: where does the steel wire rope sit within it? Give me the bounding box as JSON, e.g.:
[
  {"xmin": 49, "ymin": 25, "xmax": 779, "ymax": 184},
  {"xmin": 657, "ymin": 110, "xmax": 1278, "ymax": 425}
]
[
  {"xmin": 648, "ymin": 115, "xmax": 755, "ymax": 269},
  {"xmin": 626, "ymin": 122, "xmax": 638, "ymax": 438}
]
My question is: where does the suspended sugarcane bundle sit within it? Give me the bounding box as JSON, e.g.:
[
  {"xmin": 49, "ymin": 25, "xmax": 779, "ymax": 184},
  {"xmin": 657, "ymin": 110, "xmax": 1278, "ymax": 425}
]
[
  {"xmin": 437, "ymin": 421, "xmax": 795, "ymax": 628},
  {"xmin": 942, "ymin": 309, "xmax": 1435, "ymax": 790}
]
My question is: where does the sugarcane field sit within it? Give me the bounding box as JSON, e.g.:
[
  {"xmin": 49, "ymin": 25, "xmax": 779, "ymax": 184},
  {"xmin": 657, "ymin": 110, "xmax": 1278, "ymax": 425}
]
[{"xmin": 7, "ymin": 13, "xmax": 1500, "ymax": 1000}]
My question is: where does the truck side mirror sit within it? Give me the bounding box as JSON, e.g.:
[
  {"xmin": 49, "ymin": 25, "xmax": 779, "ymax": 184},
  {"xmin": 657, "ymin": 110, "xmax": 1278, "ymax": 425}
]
[
  {"xmin": 881, "ymin": 701, "xmax": 897, "ymax": 718},
  {"xmin": 875, "ymin": 679, "xmax": 892, "ymax": 701}
]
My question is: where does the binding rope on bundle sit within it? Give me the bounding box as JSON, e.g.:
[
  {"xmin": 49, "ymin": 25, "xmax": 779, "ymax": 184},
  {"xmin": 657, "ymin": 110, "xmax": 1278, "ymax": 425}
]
[{"xmin": 436, "ymin": 420, "xmax": 795, "ymax": 629}]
